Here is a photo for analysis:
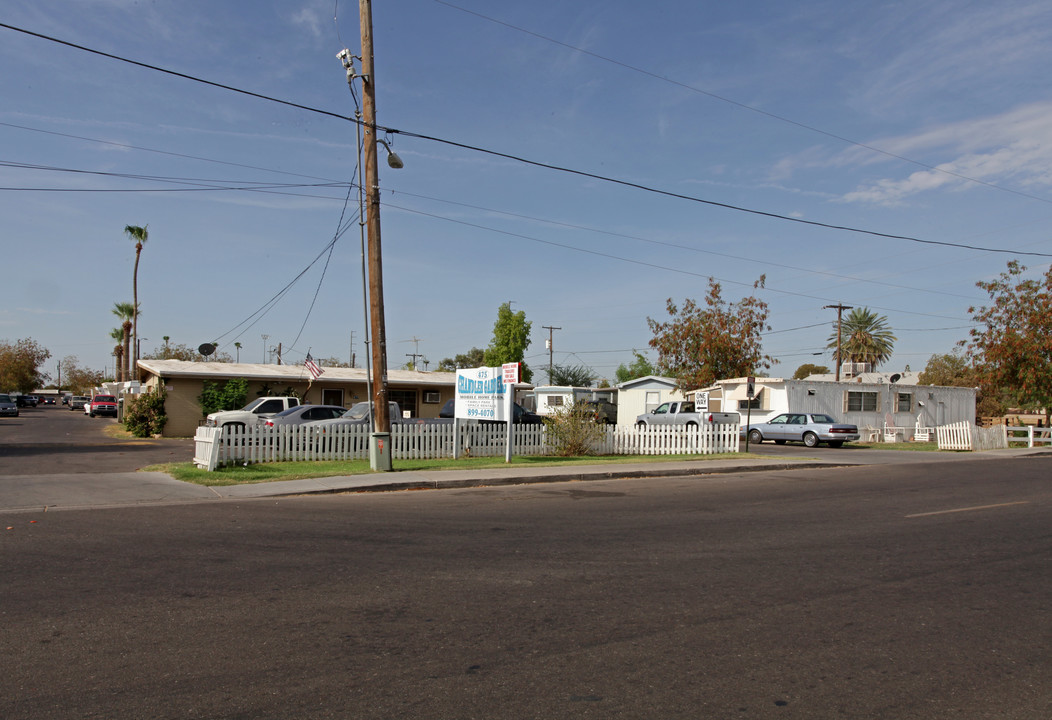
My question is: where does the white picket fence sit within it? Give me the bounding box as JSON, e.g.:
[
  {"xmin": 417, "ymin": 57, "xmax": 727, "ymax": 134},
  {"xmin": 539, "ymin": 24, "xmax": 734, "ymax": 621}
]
[
  {"xmin": 936, "ymin": 421, "xmax": 1008, "ymax": 451},
  {"xmin": 193, "ymin": 422, "xmax": 742, "ymax": 471}
]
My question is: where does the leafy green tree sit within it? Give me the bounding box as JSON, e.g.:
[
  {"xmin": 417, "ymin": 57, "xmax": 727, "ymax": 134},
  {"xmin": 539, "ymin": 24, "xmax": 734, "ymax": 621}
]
[
  {"xmin": 965, "ymin": 261, "xmax": 1052, "ymax": 425},
  {"xmin": 483, "ymin": 303, "xmax": 533, "ymax": 382},
  {"xmin": 792, "ymin": 363, "xmax": 829, "ymax": 380},
  {"xmin": 124, "ymin": 224, "xmax": 148, "ymax": 367},
  {"xmin": 141, "ymin": 342, "xmax": 231, "ymax": 362},
  {"xmin": 437, "ymin": 347, "xmax": 486, "ymax": 372},
  {"xmin": 919, "ymin": 350, "xmax": 1008, "ymax": 418},
  {"xmin": 59, "ymin": 355, "xmax": 105, "ymax": 395},
  {"xmin": 548, "ymin": 364, "xmax": 596, "ymax": 387},
  {"xmin": 198, "ymin": 377, "xmax": 248, "ymax": 416},
  {"xmin": 0, "ymin": 338, "xmax": 51, "ymax": 394},
  {"xmin": 615, "ymin": 351, "xmax": 655, "ymax": 383},
  {"xmin": 827, "ymin": 307, "xmax": 896, "ymax": 369},
  {"xmin": 647, "ymin": 277, "xmax": 772, "ymax": 392}
]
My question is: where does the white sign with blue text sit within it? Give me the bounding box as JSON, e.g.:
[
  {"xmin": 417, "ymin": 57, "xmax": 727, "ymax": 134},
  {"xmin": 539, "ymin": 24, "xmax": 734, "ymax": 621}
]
[{"xmin": 455, "ymin": 366, "xmax": 510, "ymax": 422}]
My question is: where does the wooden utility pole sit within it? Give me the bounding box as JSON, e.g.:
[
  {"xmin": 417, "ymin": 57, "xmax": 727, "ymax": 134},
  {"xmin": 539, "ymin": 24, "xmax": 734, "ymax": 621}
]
[
  {"xmin": 542, "ymin": 325, "xmax": 561, "ymax": 380},
  {"xmin": 824, "ymin": 304, "xmax": 853, "ymax": 381},
  {"xmin": 359, "ymin": 0, "xmax": 392, "ymax": 469}
]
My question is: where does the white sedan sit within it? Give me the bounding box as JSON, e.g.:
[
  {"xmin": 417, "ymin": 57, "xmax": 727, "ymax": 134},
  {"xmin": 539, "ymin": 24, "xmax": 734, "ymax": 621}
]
[{"xmin": 741, "ymin": 413, "xmax": 859, "ymax": 448}]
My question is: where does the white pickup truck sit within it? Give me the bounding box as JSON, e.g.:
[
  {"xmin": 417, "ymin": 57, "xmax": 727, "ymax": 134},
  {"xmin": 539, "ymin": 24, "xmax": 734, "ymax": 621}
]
[
  {"xmin": 635, "ymin": 401, "xmax": 739, "ymax": 428},
  {"xmin": 205, "ymin": 396, "xmax": 300, "ymax": 429}
]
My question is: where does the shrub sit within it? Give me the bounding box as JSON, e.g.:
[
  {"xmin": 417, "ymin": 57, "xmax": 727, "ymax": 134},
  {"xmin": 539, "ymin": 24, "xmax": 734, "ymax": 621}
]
[
  {"xmin": 124, "ymin": 390, "xmax": 168, "ymax": 438},
  {"xmin": 199, "ymin": 377, "xmax": 248, "ymax": 416},
  {"xmin": 543, "ymin": 400, "xmax": 606, "ymax": 456}
]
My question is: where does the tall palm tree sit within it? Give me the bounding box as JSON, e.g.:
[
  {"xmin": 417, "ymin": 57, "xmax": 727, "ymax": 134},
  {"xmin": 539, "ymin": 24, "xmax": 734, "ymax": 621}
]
[
  {"xmin": 110, "ymin": 327, "xmax": 125, "ymax": 382},
  {"xmin": 826, "ymin": 307, "xmax": 896, "ymax": 369},
  {"xmin": 124, "ymin": 225, "xmax": 148, "ymax": 368},
  {"xmin": 112, "ymin": 301, "xmax": 136, "ymax": 381}
]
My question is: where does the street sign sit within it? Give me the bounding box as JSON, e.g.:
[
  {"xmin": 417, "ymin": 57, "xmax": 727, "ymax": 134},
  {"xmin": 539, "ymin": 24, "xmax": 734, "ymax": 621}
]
[
  {"xmin": 747, "ymin": 376, "xmax": 756, "ymax": 399},
  {"xmin": 502, "ymin": 362, "xmax": 520, "ymax": 385}
]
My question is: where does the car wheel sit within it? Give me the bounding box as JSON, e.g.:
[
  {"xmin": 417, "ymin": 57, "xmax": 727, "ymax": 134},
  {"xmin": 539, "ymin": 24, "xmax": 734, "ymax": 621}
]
[
  {"xmin": 636, "ymin": 422, "xmax": 646, "ymax": 429},
  {"xmin": 803, "ymin": 432, "xmax": 819, "ymax": 448},
  {"xmin": 89, "ymin": 412, "xmax": 95, "ymax": 418},
  {"xmin": 748, "ymin": 429, "xmax": 763, "ymax": 444},
  {"xmin": 686, "ymin": 421, "xmax": 697, "ymax": 428}
]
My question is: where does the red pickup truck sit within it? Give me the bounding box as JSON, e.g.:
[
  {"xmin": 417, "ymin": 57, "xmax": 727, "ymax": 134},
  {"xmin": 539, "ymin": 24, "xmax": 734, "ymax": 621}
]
[{"xmin": 88, "ymin": 394, "xmax": 118, "ymax": 418}]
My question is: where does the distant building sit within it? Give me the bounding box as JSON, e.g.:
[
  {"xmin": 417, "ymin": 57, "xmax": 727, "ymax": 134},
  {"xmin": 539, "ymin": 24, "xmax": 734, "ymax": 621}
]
[
  {"xmin": 695, "ymin": 375, "xmax": 975, "ymax": 441},
  {"xmin": 137, "ymin": 359, "xmax": 458, "ymax": 437}
]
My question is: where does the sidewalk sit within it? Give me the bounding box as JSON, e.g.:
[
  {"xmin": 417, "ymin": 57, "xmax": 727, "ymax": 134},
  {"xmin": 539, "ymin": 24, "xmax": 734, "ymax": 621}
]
[{"xmin": 3, "ymin": 447, "xmax": 1047, "ymax": 512}]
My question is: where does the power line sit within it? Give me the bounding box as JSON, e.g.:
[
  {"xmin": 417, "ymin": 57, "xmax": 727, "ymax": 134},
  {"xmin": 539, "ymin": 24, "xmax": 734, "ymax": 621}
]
[
  {"xmin": 3, "ymin": 21, "xmax": 1049, "ymax": 258},
  {"xmin": 433, "ymin": 0, "xmax": 1052, "ymax": 208}
]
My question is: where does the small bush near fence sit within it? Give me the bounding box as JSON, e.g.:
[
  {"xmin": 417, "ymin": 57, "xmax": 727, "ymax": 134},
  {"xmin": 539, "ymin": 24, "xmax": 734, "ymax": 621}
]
[{"xmin": 543, "ymin": 402, "xmax": 607, "ymax": 456}]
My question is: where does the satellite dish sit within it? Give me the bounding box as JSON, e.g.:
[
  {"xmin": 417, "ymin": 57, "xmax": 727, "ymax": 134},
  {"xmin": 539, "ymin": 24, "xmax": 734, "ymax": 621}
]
[
  {"xmin": 198, "ymin": 343, "xmax": 216, "ymax": 356},
  {"xmin": 890, "ymin": 373, "xmax": 901, "ymax": 384}
]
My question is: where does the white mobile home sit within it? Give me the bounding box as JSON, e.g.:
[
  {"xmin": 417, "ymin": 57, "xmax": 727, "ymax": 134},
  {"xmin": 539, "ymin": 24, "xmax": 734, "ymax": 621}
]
[
  {"xmin": 698, "ymin": 377, "xmax": 975, "ymax": 441},
  {"xmin": 530, "ymin": 385, "xmax": 617, "ymax": 416},
  {"xmin": 615, "ymin": 376, "xmax": 684, "ymax": 427}
]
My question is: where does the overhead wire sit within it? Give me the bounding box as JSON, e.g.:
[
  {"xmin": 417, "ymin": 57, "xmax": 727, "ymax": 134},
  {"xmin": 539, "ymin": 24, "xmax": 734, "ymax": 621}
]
[{"xmin": 2, "ymin": 21, "xmax": 1050, "ymax": 259}]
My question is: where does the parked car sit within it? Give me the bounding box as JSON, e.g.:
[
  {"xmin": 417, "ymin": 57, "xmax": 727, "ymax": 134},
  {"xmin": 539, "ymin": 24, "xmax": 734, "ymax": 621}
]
[
  {"xmin": 579, "ymin": 399, "xmax": 618, "ymax": 425},
  {"xmin": 16, "ymin": 395, "xmax": 38, "ymax": 408},
  {"xmin": 741, "ymin": 412, "xmax": 859, "ymax": 448},
  {"xmin": 0, "ymin": 393, "xmax": 18, "ymax": 417},
  {"xmin": 262, "ymin": 404, "xmax": 347, "ymax": 428},
  {"xmin": 88, "ymin": 394, "xmax": 119, "ymax": 418},
  {"xmin": 69, "ymin": 396, "xmax": 90, "ymax": 411}
]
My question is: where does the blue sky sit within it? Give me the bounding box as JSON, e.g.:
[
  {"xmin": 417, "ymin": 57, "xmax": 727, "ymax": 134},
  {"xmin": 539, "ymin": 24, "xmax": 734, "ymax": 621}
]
[{"xmin": 3, "ymin": 0, "xmax": 1052, "ymax": 383}]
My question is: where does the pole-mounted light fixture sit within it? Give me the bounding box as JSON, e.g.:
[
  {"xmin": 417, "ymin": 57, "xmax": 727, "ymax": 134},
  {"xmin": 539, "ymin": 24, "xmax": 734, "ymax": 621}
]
[{"xmin": 378, "ymin": 138, "xmax": 403, "ymax": 169}]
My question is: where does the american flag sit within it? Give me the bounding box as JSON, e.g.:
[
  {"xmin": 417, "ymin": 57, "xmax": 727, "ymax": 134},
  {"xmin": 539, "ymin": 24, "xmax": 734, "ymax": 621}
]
[{"xmin": 305, "ymin": 354, "xmax": 323, "ymax": 380}]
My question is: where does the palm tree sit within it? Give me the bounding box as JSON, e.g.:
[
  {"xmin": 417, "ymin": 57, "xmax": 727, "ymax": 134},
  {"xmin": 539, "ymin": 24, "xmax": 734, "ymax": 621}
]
[
  {"xmin": 124, "ymin": 225, "xmax": 148, "ymax": 367},
  {"xmin": 112, "ymin": 301, "xmax": 136, "ymax": 381},
  {"xmin": 110, "ymin": 327, "xmax": 125, "ymax": 382},
  {"xmin": 826, "ymin": 307, "xmax": 896, "ymax": 369}
]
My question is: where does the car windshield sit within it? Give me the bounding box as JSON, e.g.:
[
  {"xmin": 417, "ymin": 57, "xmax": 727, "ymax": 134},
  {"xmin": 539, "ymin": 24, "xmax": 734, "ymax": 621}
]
[
  {"xmin": 271, "ymin": 406, "xmax": 303, "ymax": 418},
  {"xmin": 95, "ymin": 396, "xmax": 116, "ymax": 402},
  {"xmin": 0, "ymin": 394, "xmax": 11, "ymax": 402},
  {"xmin": 342, "ymin": 402, "xmax": 371, "ymax": 420},
  {"xmin": 811, "ymin": 414, "xmax": 836, "ymax": 424}
]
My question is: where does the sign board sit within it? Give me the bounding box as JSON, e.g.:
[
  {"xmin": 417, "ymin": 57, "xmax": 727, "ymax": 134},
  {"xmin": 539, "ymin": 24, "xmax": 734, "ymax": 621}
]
[
  {"xmin": 502, "ymin": 362, "xmax": 520, "ymax": 385},
  {"xmin": 747, "ymin": 376, "xmax": 756, "ymax": 399},
  {"xmin": 455, "ymin": 366, "xmax": 510, "ymax": 422},
  {"xmin": 695, "ymin": 391, "xmax": 709, "ymax": 411}
]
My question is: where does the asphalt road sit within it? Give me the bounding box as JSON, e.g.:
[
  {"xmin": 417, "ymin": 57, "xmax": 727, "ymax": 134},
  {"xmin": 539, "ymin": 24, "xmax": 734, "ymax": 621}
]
[
  {"xmin": 2, "ymin": 456, "xmax": 1048, "ymax": 719},
  {"xmin": 0, "ymin": 403, "xmax": 194, "ymax": 474}
]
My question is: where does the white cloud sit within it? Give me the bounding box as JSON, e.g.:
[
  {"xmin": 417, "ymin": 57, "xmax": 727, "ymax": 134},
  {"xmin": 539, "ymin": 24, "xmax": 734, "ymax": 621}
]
[{"xmin": 840, "ymin": 102, "xmax": 1052, "ymax": 204}]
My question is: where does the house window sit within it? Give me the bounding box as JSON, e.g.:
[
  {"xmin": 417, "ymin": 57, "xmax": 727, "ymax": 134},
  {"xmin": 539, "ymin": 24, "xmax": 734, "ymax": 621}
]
[
  {"xmin": 389, "ymin": 389, "xmax": 417, "ymax": 417},
  {"xmin": 738, "ymin": 397, "xmax": 761, "ymax": 410},
  {"xmin": 548, "ymin": 396, "xmax": 564, "ymax": 407},
  {"xmin": 896, "ymin": 392, "xmax": 912, "ymax": 412},
  {"xmin": 423, "ymin": 391, "xmax": 441, "ymax": 404},
  {"xmin": 846, "ymin": 391, "xmax": 878, "ymax": 412}
]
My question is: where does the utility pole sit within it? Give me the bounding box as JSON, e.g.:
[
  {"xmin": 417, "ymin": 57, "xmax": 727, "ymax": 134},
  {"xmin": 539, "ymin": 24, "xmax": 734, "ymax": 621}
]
[
  {"xmin": 360, "ymin": 0, "xmax": 391, "ymax": 468},
  {"xmin": 276, "ymin": 342, "xmax": 282, "ymax": 365},
  {"xmin": 261, "ymin": 335, "xmax": 269, "ymax": 364},
  {"xmin": 542, "ymin": 325, "xmax": 561, "ymax": 381},
  {"xmin": 824, "ymin": 304, "xmax": 853, "ymax": 381}
]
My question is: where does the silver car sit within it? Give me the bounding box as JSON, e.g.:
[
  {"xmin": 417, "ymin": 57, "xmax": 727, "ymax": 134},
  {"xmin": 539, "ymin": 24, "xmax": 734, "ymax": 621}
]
[
  {"xmin": 741, "ymin": 412, "xmax": 859, "ymax": 448},
  {"xmin": 262, "ymin": 404, "xmax": 347, "ymax": 428},
  {"xmin": 0, "ymin": 393, "xmax": 18, "ymax": 418}
]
